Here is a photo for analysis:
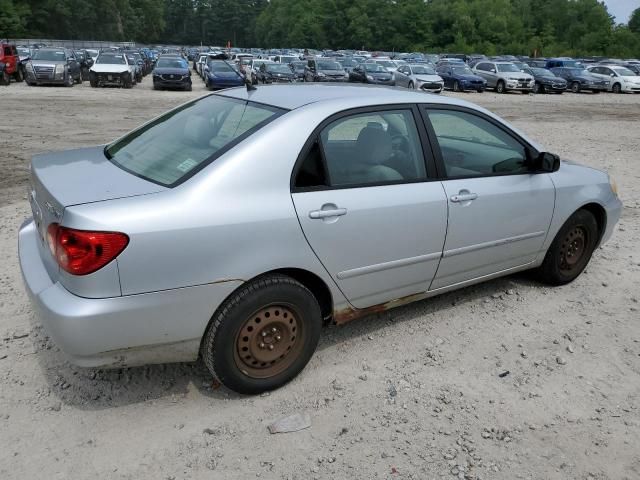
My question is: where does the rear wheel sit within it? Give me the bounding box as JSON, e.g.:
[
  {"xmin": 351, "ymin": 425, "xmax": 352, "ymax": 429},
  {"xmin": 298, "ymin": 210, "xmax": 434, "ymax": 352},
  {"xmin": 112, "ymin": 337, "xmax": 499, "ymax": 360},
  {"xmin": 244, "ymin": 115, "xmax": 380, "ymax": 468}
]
[
  {"xmin": 201, "ymin": 274, "xmax": 322, "ymax": 394},
  {"xmin": 14, "ymin": 68, "xmax": 23, "ymax": 82},
  {"xmin": 123, "ymin": 74, "xmax": 133, "ymax": 89},
  {"xmin": 535, "ymin": 209, "xmax": 599, "ymax": 285},
  {"xmin": 64, "ymin": 73, "xmax": 73, "ymax": 87}
]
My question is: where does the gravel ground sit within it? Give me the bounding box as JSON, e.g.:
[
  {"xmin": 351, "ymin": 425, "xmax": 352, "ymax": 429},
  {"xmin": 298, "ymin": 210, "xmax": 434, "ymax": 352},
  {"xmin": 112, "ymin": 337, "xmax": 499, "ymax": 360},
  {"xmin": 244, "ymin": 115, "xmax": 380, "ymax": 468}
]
[{"xmin": 1, "ymin": 79, "xmax": 639, "ymax": 480}]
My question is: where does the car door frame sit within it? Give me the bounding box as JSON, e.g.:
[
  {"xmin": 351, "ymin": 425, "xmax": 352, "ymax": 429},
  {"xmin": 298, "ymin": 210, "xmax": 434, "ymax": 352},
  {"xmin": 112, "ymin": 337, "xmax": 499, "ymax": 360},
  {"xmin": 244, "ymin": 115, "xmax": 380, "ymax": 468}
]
[
  {"xmin": 417, "ymin": 102, "xmax": 556, "ymax": 289},
  {"xmin": 290, "ymin": 103, "xmax": 445, "ymax": 308}
]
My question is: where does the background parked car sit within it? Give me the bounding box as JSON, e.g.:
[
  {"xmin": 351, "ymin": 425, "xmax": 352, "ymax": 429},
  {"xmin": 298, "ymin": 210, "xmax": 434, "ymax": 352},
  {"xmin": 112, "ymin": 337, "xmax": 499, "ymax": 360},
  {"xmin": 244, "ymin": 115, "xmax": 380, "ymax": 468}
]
[
  {"xmin": 89, "ymin": 52, "xmax": 135, "ymax": 88},
  {"xmin": 586, "ymin": 65, "xmax": 640, "ymax": 93},
  {"xmin": 436, "ymin": 63, "xmax": 486, "ymax": 92},
  {"xmin": 545, "ymin": 58, "xmax": 584, "ymax": 69},
  {"xmin": 550, "ymin": 67, "xmax": 608, "ymax": 93},
  {"xmin": 473, "ymin": 61, "xmax": 534, "ymax": 93},
  {"xmin": 203, "ymin": 59, "xmax": 245, "ymax": 90},
  {"xmin": 152, "ymin": 56, "xmax": 191, "ymax": 91},
  {"xmin": 257, "ymin": 62, "xmax": 297, "ymax": 83},
  {"xmin": 394, "ymin": 63, "xmax": 443, "ymax": 93},
  {"xmin": 522, "ymin": 66, "xmax": 567, "ymax": 93},
  {"xmin": 25, "ymin": 48, "xmax": 81, "ymax": 87},
  {"xmin": 73, "ymin": 49, "xmax": 94, "ymax": 81},
  {"xmin": 0, "ymin": 61, "xmax": 9, "ymax": 85},
  {"xmin": 348, "ymin": 62, "xmax": 394, "ymax": 85},
  {"xmin": 0, "ymin": 43, "xmax": 22, "ymax": 82},
  {"xmin": 125, "ymin": 52, "xmax": 143, "ymax": 83},
  {"xmin": 305, "ymin": 59, "xmax": 349, "ymax": 82},
  {"xmin": 289, "ymin": 60, "xmax": 307, "ymax": 80}
]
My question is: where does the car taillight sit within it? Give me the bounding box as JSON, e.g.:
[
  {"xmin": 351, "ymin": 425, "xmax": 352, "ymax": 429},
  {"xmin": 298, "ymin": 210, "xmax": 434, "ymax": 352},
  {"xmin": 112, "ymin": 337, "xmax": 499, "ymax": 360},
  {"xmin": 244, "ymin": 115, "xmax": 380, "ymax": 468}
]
[{"xmin": 46, "ymin": 223, "xmax": 129, "ymax": 276}]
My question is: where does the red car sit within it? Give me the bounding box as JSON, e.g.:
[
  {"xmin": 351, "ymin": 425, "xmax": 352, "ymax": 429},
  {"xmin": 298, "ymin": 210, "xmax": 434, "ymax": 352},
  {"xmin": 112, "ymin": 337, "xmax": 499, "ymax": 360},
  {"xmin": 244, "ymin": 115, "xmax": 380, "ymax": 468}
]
[{"xmin": 0, "ymin": 43, "xmax": 22, "ymax": 82}]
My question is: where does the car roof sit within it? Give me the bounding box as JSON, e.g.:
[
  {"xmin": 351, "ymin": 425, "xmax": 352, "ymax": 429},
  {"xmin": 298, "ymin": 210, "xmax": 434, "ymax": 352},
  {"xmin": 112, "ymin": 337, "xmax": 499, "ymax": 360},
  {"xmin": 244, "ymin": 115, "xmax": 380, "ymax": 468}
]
[{"xmin": 217, "ymin": 84, "xmax": 476, "ymax": 111}]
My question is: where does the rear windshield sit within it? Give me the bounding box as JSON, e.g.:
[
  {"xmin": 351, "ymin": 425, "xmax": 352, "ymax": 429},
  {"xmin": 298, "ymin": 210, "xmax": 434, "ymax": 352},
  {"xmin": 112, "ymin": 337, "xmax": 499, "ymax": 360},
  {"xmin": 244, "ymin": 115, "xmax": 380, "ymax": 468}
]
[{"xmin": 105, "ymin": 95, "xmax": 285, "ymax": 187}]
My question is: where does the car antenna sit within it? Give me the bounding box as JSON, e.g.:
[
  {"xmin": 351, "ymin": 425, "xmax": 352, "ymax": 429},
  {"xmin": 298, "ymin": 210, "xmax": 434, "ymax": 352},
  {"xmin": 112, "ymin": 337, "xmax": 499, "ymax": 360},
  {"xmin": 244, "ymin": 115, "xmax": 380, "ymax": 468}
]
[{"xmin": 245, "ymin": 77, "xmax": 257, "ymax": 92}]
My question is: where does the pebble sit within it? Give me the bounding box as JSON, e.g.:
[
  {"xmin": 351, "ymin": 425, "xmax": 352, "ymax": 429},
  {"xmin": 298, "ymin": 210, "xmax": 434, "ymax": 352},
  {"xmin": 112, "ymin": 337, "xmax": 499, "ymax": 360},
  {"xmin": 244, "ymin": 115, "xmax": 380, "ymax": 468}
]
[
  {"xmin": 556, "ymin": 356, "xmax": 567, "ymax": 365},
  {"xmin": 50, "ymin": 402, "xmax": 61, "ymax": 412},
  {"xmin": 357, "ymin": 374, "xmax": 368, "ymax": 381},
  {"xmin": 567, "ymin": 345, "xmax": 574, "ymax": 354},
  {"xmin": 12, "ymin": 332, "xmax": 29, "ymax": 339}
]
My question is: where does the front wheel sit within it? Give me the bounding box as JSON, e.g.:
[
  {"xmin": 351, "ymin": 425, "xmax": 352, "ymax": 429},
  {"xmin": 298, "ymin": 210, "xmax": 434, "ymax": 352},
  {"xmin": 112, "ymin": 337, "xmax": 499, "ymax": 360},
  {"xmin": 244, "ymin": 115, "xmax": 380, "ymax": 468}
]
[
  {"xmin": 201, "ymin": 274, "xmax": 322, "ymax": 394},
  {"xmin": 14, "ymin": 68, "xmax": 24, "ymax": 82},
  {"xmin": 495, "ymin": 80, "xmax": 505, "ymax": 93},
  {"xmin": 453, "ymin": 80, "xmax": 461, "ymax": 92},
  {"xmin": 535, "ymin": 209, "xmax": 598, "ymax": 285},
  {"xmin": 408, "ymin": 81, "xmax": 415, "ymax": 90},
  {"xmin": 64, "ymin": 73, "xmax": 74, "ymax": 87},
  {"xmin": 571, "ymin": 82, "xmax": 580, "ymax": 93},
  {"xmin": 612, "ymin": 83, "xmax": 621, "ymax": 94},
  {"xmin": 533, "ymin": 83, "xmax": 543, "ymax": 94}
]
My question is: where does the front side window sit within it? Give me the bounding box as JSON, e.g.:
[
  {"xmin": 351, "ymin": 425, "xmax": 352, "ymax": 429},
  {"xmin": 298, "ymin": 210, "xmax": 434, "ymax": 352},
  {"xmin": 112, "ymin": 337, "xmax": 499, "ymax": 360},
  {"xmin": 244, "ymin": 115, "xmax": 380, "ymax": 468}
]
[
  {"xmin": 297, "ymin": 110, "xmax": 427, "ymax": 188},
  {"xmin": 427, "ymin": 109, "xmax": 528, "ymax": 178},
  {"xmin": 106, "ymin": 96, "xmax": 285, "ymax": 186}
]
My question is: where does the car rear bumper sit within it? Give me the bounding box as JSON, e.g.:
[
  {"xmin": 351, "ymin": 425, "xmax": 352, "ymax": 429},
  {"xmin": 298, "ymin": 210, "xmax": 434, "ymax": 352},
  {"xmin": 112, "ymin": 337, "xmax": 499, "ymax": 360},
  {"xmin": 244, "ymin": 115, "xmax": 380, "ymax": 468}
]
[{"xmin": 18, "ymin": 218, "xmax": 242, "ymax": 368}]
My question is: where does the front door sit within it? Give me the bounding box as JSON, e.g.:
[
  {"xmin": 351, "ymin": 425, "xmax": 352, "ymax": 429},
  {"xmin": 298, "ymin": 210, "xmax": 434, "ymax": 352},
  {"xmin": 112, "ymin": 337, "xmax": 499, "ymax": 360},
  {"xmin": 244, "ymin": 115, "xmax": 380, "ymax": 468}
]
[
  {"xmin": 422, "ymin": 106, "xmax": 555, "ymax": 290},
  {"xmin": 291, "ymin": 107, "xmax": 448, "ymax": 308}
]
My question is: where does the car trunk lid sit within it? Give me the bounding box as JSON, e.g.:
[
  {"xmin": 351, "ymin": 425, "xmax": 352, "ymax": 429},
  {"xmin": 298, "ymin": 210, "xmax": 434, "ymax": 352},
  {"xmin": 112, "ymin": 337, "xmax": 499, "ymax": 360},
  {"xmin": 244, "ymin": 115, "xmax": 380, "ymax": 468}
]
[{"xmin": 29, "ymin": 145, "xmax": 166, "ymax": 282}]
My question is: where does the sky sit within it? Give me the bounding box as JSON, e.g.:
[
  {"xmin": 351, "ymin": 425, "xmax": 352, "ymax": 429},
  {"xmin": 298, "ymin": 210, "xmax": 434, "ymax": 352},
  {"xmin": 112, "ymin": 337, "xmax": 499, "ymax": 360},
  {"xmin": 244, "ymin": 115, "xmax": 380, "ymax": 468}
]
[{"xmin": 604, "ymin": 0, "xmax": 639, "ymax": 23}]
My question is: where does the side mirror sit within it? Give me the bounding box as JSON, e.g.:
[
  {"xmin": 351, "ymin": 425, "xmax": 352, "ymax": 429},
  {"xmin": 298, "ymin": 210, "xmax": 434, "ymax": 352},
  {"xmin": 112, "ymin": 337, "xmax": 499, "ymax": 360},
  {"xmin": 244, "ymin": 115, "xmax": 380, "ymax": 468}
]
[
  {"xmin": 204, "ymin": 65, "xmax": 209, "ymax": 72},
  {"xmin": 490, "ymin": 69, "xmax": 496, "ymax": 73},
  {"xmin": 610, "ymin": 73, "xmax": 615, "ymax": 77},
  {"xmin": 532, "ymin": 152, "xmax": 560, "ymax": 173}
]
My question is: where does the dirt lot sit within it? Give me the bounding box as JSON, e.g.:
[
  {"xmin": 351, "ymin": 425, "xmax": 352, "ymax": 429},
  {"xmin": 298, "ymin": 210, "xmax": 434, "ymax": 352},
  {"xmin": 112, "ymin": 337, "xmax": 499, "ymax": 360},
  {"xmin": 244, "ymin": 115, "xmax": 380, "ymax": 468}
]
[{"xmin": 1, "ymin": 79, "xmax": 639, "ymax": 480}]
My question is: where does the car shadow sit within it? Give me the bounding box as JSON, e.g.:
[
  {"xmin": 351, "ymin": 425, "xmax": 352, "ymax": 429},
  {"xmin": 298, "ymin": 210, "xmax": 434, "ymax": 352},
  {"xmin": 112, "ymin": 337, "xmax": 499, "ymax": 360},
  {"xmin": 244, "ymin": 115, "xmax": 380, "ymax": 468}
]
[{"xmin": 31, "ymin": 272, "xmax": 539, "ymax": 410}]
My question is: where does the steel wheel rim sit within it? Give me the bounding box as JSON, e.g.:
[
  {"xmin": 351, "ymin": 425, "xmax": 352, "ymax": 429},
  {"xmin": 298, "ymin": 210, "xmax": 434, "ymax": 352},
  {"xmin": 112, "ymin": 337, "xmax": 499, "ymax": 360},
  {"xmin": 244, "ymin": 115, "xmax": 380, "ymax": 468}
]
[
  {"xmin": 559, "ymin": 226, "xmax": 587, "ymax": 272},
  {"xmin": 234, "ymin": 304, "xmax": 304, "ymax": 379}
]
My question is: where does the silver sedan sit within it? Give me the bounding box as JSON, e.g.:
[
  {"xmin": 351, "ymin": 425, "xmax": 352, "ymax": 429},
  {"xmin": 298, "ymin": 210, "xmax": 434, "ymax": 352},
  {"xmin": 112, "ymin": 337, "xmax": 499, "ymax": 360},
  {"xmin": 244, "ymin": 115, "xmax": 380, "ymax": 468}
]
[
  {"xmin": 394, "ymin": 63, "xmax": 444, "ymax": 93},
  {"xmin": 19, "ymin": 84, "xmax": 622, "ymax": 394}
]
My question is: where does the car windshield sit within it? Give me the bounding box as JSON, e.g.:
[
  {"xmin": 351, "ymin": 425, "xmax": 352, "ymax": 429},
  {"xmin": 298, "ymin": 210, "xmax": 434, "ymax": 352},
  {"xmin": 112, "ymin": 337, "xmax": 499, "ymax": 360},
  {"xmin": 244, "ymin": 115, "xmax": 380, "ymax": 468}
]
[
  {"xmin": 560, "ymin": 60, "xmax": 583, "ymax": 68},
  {"xmin": 280, "ymin": 56, "xmax": 296, "ymax": 63},
  {"xmin": 411, "ymin": 65, "xmax": 436, "ymax": 75},
  {"xmin": 106, "ymin": 96, "xmax": 285, "ymax": 187},
  {"xmin": 376, "ymin": 60, "xmax": 395, "ymax": 68},
  {"xmin": 32, "ymin": 50, "xmax": 66, "ymax": 61},
  {"xmin": 97, "ymin": 54, "xmax": 126, "ymax": 65},
  {"xmin": 612, "ymin": 67, "xmax": 635, "ymax": 76},
  {"xmin": 268, "ymin": 64, "xmax": 291, "ymax": 73},
  {"xmin": 157, "ymin": 58, "xmax": 187, "ymax": 68},
  {"xmin": 452, "ymin": 66, "xmax": 473, "ymax": 75},
  {"xmin": 317, "ymin": 61, "xmax": 341, "ymax": 70},
  {"xmin": 497, "ymin": 64, "xmax": 520, "ymax": 72},
  {"xmin": 338, "ymin": 58, "xmax": 357, "ymax": 67},
  {"xmin": 365, "ymin": 64, "xmax": 387, "ymax": 72},
  {"xmin": 291, "ymin": 62, "xmax": 306, "ymax": 71},
  {"xmin": 209, "ymin": 61, "xmax": 235, "ymax": 73}
]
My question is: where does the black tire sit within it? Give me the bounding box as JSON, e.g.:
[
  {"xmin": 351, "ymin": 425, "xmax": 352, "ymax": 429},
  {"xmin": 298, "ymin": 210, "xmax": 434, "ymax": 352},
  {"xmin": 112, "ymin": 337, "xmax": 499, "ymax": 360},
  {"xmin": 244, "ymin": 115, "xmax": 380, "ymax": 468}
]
[
  {"xmin": 14, "ymin": 68, "xmax": 23, "ymax": 82},
  {"xmin": 0, "ymin": 71, "xmax": 9, "ymax": 86},
  {"xmin": 592, "ymin": 90, "xmax": 600, "ymax": 94},
  {"xmin": 75, "ymin": 73, "xmax": 83, "ymax": 85},
  {"xmin": 571, "ymin": 81, "xmax": 580, "ymax": 93},
  {"xmin": 123, "ymin": 74, "xmax": 133, "ymax": 89},
  {"xmin": 612, "ymin": 83, "xmax": 621, "ymax": 94},
  {"xmin": 64, "ymin": 73, "xmax": 74, "ymax": 87},
  {"xmin": 495, "ymin": 80, "xmax": 505, "ymax": 93},
  {"xmin": 453, "ymin": 80, "xmax": 461, "ymax": 92},
  {"xmin": 185, "ymin": 83, "xmax": 192, "ymax": 91},
  {"xmin": 408, "ymin": 81, "xmax": 414, "ymax": 90},
  {"xmin": 201, "ymin": 274, "xmax": 322, "ymax": 394},
  {"xmin": 535, "ymin": 209, "xmax": 599, "ymax": 286},
  {"xmin": 533, "ymin": 83, "xmax": 543, "ymax": 94},
  {"xmin": 90, "ymin": 79, "xmax": 98, "ymax": 88}
]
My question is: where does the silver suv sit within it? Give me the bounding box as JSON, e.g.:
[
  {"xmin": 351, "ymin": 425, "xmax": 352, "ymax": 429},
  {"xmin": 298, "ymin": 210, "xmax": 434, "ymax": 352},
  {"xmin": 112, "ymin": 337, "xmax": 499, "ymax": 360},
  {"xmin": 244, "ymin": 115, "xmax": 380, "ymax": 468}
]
[{"xmin": 473, "ymin": 61, "xmax": 534, "ymax": 93}]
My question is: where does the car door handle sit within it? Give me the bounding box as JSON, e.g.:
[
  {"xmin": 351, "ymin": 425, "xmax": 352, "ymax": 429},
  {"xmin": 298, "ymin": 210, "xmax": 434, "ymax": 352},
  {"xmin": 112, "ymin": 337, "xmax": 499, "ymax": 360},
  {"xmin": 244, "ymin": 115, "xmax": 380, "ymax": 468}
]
[
  {"xmin": 450, "ymin": 193, "xmax": 478, "ymax": 203},
  {"xmin": 309, "ymin": 208, "xmax": 347, "ymax": 219}
]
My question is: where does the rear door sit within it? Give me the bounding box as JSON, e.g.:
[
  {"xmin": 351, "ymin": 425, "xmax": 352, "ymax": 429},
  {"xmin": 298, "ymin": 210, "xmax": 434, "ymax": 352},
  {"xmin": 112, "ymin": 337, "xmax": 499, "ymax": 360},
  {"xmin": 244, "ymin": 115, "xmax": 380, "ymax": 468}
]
[
  {"xmin": 291, "ymin": 106, "xmax": 447, "ymax": 309},
  {"xmin": 421, "ymin": 106, "xmax": 555, "ymax": 290}
]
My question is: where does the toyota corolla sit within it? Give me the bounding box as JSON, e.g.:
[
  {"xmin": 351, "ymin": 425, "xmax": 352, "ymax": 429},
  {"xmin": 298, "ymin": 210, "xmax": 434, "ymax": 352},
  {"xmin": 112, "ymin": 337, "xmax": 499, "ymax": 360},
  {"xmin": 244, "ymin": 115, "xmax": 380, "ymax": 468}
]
[{"xmin": 19, "ymin": 85, "xmax": 621, "ymax": 394}]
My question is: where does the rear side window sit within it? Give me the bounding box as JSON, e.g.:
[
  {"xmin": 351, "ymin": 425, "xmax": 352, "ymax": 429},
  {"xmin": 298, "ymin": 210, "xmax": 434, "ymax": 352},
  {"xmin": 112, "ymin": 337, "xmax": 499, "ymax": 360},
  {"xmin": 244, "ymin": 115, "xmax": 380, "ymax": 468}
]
[
  {"xmin": 106, "ymin": 95, "xmax": 285, "ymax": 186},
  {"xmin": 4, "ymin": 46, "xmax": 11, "ymax": 56}
]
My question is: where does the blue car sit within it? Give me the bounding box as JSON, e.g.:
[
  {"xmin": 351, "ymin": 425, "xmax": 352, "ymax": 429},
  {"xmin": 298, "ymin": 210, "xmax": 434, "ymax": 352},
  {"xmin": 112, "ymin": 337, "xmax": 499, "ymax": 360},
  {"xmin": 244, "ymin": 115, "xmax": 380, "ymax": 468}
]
[
  {"xmin": 204, "ymin": 60, "xmax": 245, "ymax": 90},
  {"xmin": 436, "ymin": 64, "xmax": 487, "ymax": 92}
]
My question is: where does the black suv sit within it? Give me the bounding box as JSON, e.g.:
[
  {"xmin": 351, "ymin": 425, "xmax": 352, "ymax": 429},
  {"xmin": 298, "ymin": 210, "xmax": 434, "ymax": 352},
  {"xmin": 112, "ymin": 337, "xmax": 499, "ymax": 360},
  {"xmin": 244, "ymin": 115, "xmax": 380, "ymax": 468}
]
[{"xmin": 550, "ymin": 67, "xmax": 608, "ymax": 93}]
